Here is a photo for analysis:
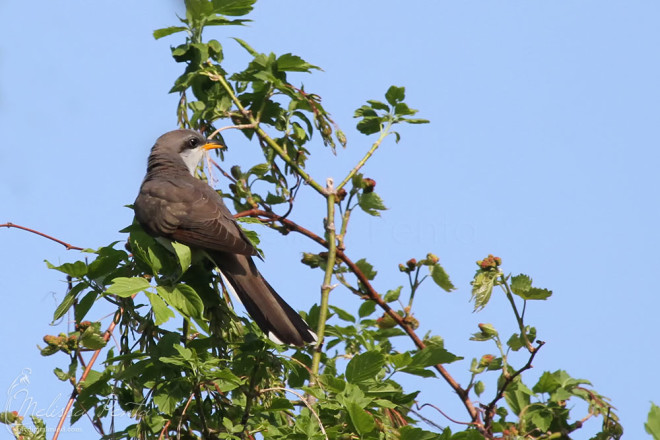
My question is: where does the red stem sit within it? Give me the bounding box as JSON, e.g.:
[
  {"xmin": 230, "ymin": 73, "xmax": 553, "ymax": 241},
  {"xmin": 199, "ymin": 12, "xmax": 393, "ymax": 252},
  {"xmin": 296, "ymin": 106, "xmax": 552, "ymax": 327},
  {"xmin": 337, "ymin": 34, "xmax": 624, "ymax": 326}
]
[
  {"xmin": 1, "ymin": 222, "xmax": 83, "ymax": 250},
  {"xmin": 235, "ymin": 209, "xmax": 483, "ymax": 432}
]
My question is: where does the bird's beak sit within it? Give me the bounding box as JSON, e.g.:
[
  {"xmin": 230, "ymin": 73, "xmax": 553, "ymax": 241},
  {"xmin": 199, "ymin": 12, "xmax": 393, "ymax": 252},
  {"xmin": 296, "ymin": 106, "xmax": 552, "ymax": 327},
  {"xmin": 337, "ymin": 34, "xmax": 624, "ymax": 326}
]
[{"xmin": 203, "ymin": 140, "xmax": 224, "ymax": 151}]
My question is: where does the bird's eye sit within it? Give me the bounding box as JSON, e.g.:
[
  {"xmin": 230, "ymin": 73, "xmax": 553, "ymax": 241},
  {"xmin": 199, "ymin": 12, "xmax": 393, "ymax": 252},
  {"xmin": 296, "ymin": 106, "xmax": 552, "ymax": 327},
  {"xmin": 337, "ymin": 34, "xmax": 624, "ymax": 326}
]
[{"xmin": 188, "ymin": 137, "xmax": 200, "ymax": 149}]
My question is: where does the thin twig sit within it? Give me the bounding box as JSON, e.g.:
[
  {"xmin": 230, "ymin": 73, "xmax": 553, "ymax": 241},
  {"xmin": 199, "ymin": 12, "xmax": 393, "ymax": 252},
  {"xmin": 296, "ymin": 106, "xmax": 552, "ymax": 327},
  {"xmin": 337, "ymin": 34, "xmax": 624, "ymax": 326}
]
[
  {"xmin": 483, "ymin": 340, "xmax": 545, "ymax": 429},
  {"xmin": 233, "ymin": 209, "xmax": 484, "ymax": 433},
  {"xmin": 335, "ymin": 121, "xmax": 392, "ymax": 192},
  {"xmin": 209, "ymin": 157, "xmax": 237, "ymax": 183},
  {"xmin": 416, "ymin": 402, "xmax": 472, "ymax": 426},
  {"xmin": 207, "ymin": 123, "xmax": 257, "ymax": 140},
  {"xmin": 175, "ymin": 392, "xmax": 197, "ymax": 439},
  {"xmin": 205, "ymin": 72, "xmax": 327, "ymax": 196},
  {"xmin": 53, "ymin": 308, "xmax": 123, "ymax": 440},
  {"xmin": 1, "ymin": 222, "xmax": 83, "ymax": 250},
  {"xmin": 261, "ymin": 387, "xmax": 328, "ymax": 440}
]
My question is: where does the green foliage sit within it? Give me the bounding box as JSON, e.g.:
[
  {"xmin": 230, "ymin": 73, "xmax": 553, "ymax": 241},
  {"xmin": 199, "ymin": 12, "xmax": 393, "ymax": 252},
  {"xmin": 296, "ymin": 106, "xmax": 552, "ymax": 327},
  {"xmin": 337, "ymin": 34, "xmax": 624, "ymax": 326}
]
[
  {"xmin": 5, "ymin": 2, "xmax": 625, "ymax": 440},
  {"xmin": 648, "ymin": 403, "xmax": 660, "ymax": 440}
]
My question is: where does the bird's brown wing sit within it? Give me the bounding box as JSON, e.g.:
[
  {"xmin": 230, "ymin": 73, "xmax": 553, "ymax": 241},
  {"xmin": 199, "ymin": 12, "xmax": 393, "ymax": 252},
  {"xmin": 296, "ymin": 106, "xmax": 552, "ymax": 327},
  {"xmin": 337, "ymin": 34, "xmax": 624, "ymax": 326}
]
[{"xmin": 135, "ymin": 176, "xmax": 257, "ymax": 256}]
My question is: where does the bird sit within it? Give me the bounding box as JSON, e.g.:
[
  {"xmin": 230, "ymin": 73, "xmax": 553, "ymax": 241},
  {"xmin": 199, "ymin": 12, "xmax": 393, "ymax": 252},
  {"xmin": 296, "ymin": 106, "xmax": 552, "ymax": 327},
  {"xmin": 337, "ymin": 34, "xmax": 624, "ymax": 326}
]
[{"xmin": 134, "ymin": 129, "xmax": 317, "ymax": 346}]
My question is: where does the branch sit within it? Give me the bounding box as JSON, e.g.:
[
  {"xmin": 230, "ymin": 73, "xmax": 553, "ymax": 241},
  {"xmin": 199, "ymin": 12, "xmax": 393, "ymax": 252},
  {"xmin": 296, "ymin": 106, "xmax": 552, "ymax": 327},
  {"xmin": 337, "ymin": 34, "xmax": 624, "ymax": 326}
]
[
  {"xmin": 416, "ymin": 402, "xmax": 473, "ymax": 426},
  {"xmin": 335, "ymin": 121, "xmax": 392, "ymax": 191},
  {"xmin": 261, "ymin": 387, "xmax": 328, "ymax": 440},
  {"xmin": 483, "ymin": 340, "xmax": 545, "ymax": 430},
  {"xmin": 1, "ymin": 222, "xmax": 83, "ymax": 250},
  {"xmin": 206, "ymin": 72, "xmax": 328, "ymax": 196},
  {"xmin": 207, "ymin": 123, "xmax": 256, "ymax": 140},
  {"xmin": 500, "ymin": 276, "xmax": 534, "ymax": 352},
  {"xmin": 311, "ymin": 179, "xmax": 338, "ymax": 376},
  {"xmin": 234, "ymin": 209, "xmax": 484, "ymax": 433},
  {"xmin": 53, "ymin": 308, "xmax": 123, "ymax": 440}
]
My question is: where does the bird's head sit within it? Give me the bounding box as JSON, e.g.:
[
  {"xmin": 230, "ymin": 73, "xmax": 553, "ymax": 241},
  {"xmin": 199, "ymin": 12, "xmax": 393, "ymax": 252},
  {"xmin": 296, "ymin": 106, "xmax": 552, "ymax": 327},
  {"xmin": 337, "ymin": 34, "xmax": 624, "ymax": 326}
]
[{"xmin": 153, "ymin": 129, "xmax": 223, "ymax": 176}]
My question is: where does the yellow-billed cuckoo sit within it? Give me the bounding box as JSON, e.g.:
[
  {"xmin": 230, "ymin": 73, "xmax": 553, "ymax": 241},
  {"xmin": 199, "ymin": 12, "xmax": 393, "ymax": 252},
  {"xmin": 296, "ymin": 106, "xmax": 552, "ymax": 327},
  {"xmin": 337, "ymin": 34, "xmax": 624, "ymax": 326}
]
[{"xmin": 134, "ymin": 129, "xmax": 316, "ymax": 346}]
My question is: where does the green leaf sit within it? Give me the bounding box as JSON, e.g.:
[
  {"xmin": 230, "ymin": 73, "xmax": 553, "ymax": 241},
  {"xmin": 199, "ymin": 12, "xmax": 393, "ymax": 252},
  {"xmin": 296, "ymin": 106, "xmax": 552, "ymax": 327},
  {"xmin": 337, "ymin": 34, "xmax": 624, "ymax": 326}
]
[
  {"xmin": 301, "ymin": 252, "xmax": 324, "ymax": 269},
  {"xmin": 351, "ymin": 173, "xmax": 364, "ymax": 190},
  {"xmin": 529, "ymin": 406, "xmax": 552, "ymax": 432},
  {"xmin": 506, "ymin": 333, "xmax": 524, "ymax": 351},
  {"xmin": 157, "ymin": 284, "xmax": 204, "ymax": 319},
  {"xmin": 510, "ymin": 273, "xmax": 532, "ymax": 292},
  {"xmin": 171, "ymin": 241, "xmax": 192, "ymax": 273},
  {"xmin": 358, "ymin": 300, "xmax": 376, "ymax": 318},
  {"xmin": 211, "ymin": 368, "xmax": 243, "ymax": 392},
  {"xmin": 646, "ymin": 402, "xmax": 660, "ymax": 440},
  {"xmin": 384, "ymin": 286, "xmax": 402, "ymax": 302},
  {"xmin": 173, "ymin": 344, "xmax": 194, "ymax": 361},
  {"xmin": 511, "ymin": 274, "xmax": 552, "ymax": 300},
  {"xmin": 504, "ymin": 382, "xmax": 533, "ymax": 415},
  {"xmin": 212, "ymin": 0, "xmax": 256, "ymax": 16},
  {"xmin": 329, "ymin": 305, "xmax": 355, "ymax": 323},
  {"xmin": 248, "ymin": 163, "xmax": 270, "ymax": 177},
  {"xmin": 153, "ymin": 387, "xmax": 179, "ymax": 416},
  {"xmin": 410, "ymin": 345, "xmax": 460, "ymax": 368},
  {"xmin": 153, "ymin": 26, "xmax": 187, "ymax": 39},
  {"xmin": 345, "ymin": 351, "xmax": 385, "ymax": 384},
  {"xmin": 402, "ymin": 117, "xmax": 430, "ymax": 124},
  {"xmin": 75, "ymin": 290, "xmax": 98, "ymax": 323},
  {"xmin": 430, "ymin": 264, "xmax": 455, "ymax": 292},
  {"xmin": 106, "ymin": 277, "xmax": 151, "ymax": 298},
  {"xmin": 385, "ymin": 85, "xmax": 405, "ymax": 105},
  {"xmin": 394, "ymin": 102, "xmax": 416, "ymax": 116},
  {"xmin": 232, "ymin": 37, "xmax": 258, "ymax": 56},
  {"xmin": 367, "ymin": 100, "xmax": 390, "ymax": 111},
  {"xmin": 86, "ymin": 246, "xmax": 127, "ymax": 282},
  {"xmin": 390, "ymin": 352, "xmax": 412, "ymax": 369},
  {"xmin": 53, "ymin": 282, "xmax": 86, "ymax": 321},
  {"xmin": 474, "ymin": 381, "xmax": 485, "ymax": 397},
  {"xmin": 355, "ymin": 258, "xmax": 377, "ymax": 280},
  {"xmin": 400, "ymin": 426, "xmax": 449, "ymax": 440},
  {"xmin": 522, "ymin": 287, "xmax": 552, "ymax": 300},
  {"xmin": 80, "ymin": 326, "xmax": 107, "ymax": 350},
  {"xmin": 45, "ymin": 260, "xmax": 88, "ymax": 278},
  {"xmin": 146, "ymin": 292, "xmax": 175, "ymax": 325},
  {"xmin": 470, "ymin": 270, "xmax": 499, "ymax": 312},
  {"xmin": 533, "ymin": 371, "xmax": 560, "ymax": 394},
  {"xmin": 356, "ymin": 116, "xmax": 383, "ymax": 135},
  {"xmin": 128, "ymin": 225, "xmax": 177, "ymax": 275},
  {"xmin": 277, "ymin": 53, "xmax": 320, "ymax": 72},
  {"xmin": 358, "ymin": 192, "xmax": 387, "ymax": 216},
  {"xmin": 53, "ymin": 367, "xmax": 70, "ymax": 381},
  {"xmin": 354, "ymin": 105, "xmax": 378, "ymax": 118},
  {"xmin": 346, "ymin": 401, "xmax": 376, "ymax": 436},
  {"xmin": 205, "ymin": 16, "xmax": 249, "ymax": 27}
]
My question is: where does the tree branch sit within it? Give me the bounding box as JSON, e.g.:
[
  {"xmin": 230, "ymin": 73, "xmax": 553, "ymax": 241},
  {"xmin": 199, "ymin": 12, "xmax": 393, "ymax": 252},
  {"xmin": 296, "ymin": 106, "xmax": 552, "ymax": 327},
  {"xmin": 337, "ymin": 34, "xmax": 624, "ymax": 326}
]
[
  {"xmin": 483, "ymin": 340, "xmax": 545, "ymax": 430},
  {"xmin": 234, "ymin": 209, "xmax": 485, "ymax": 433},
  {"xmin": 206, "ymin": 72, "xmax": 328, "ymax": 196},
  {"xmin": 335, "ymin": 121, "xmax": 392, "ymax": 192},
  {"xmin": 53, "ymin": 308, "xmax": 123, "ymax": 440},
  {"xmin": 1, "ymin": 222, "xmax": 83, "ymax": 250},
  {"xmin": 311, "ymin": 179, "xmax": 338, "ymax": 376}
]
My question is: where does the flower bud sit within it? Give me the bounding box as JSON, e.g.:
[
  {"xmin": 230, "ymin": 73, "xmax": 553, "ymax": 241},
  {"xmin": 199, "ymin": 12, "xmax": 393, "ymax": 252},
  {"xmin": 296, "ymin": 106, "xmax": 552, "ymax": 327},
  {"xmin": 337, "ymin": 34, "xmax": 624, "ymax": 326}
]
[
  {"xmin": 336, "ymin": 188, "xmax": 347, "ymax": 203},
  {"xmin": 363, "ymin": 178, "xmax": 376, "ymax": 193}
]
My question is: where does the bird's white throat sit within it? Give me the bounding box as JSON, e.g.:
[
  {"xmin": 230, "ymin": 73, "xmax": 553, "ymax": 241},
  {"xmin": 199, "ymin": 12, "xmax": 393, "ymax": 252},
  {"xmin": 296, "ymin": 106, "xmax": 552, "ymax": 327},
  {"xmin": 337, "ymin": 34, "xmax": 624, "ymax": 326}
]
[{"xmin": 179, "ymin": 147, "xmax": 206, "ymax": 176}]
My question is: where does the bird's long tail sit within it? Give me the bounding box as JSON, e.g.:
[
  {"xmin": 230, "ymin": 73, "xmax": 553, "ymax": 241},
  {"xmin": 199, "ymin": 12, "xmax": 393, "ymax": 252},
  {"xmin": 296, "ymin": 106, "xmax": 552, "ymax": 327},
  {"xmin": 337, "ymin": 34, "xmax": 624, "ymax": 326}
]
[{"xmin": 211, "ymin": 251, "xmax": 317, "ymax": 346}]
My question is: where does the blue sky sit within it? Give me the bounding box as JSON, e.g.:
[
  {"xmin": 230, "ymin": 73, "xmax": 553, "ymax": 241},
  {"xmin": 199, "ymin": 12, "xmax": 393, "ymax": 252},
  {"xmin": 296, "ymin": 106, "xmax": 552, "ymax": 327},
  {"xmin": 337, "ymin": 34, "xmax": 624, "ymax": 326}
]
[{"xmin": 1, "ymin": 1, "xmax": 659, "ymax": 438}]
